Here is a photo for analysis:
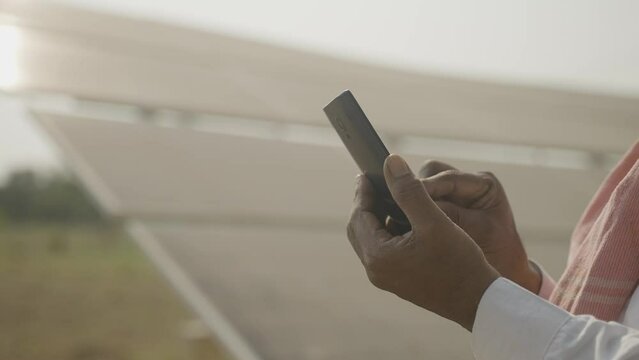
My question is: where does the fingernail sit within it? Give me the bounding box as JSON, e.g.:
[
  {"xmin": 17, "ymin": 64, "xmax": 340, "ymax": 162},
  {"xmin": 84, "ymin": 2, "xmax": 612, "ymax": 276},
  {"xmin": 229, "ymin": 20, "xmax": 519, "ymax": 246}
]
[{"xmin": 387, "ymin": 154, "xmax": 410, "ymax": 178}]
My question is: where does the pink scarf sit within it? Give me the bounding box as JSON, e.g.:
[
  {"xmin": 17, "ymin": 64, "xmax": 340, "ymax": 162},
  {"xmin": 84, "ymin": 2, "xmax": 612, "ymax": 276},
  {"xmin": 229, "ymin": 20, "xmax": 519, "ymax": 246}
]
[{"xmin": 549, "ymin": 141, "xmax": 639, "ymax": 321}]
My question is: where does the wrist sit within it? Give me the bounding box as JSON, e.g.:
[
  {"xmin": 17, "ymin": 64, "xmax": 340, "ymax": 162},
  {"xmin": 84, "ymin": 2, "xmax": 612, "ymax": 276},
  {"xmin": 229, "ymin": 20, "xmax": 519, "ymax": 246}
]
[
  {"xmin": 455, "ymin": 264, "xmax": 500, "ymax": 331},
  {"xmin": 524, "ymin": 260, "xmax": 543, "ymax": 294},
  {"xmin": 510, "ymin": 260, "xmax": 542, "ymax": 294}
]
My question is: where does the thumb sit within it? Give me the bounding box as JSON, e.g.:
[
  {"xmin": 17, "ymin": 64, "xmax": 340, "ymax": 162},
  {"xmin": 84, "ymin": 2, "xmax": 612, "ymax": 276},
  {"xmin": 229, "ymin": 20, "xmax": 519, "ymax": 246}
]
[{"xmin": 383, "ymin": 154, "xmax": 442, "ymax": 229}]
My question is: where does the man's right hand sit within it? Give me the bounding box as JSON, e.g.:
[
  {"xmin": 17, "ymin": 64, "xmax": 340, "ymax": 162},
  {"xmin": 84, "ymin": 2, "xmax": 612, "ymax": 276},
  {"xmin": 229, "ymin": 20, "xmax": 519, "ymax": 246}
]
[
  {"xmin": 347, "ymin": 155, "xmax": 499, "ymax": 331},
  {"xmin": 417, "ymin": 160, "xmax": 541, "ymax": 293}
]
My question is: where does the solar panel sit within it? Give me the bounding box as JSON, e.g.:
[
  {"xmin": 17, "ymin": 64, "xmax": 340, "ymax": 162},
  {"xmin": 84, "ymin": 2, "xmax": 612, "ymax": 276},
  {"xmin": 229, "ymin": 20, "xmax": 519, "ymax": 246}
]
[
  {"xmin": 37, "ymin": 113, "xmax": 602, "ymax": 359},
  {"xmin": 38, "ymin": 114, "xmax": 608, "ymax": 235}
]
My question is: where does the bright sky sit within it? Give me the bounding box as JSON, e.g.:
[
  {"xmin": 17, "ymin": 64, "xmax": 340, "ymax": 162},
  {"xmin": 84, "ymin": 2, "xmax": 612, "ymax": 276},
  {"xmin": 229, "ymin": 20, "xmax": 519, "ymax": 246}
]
[{"xmin": 1, "ymin": 0, "xmax": 638, "ymax": 179}]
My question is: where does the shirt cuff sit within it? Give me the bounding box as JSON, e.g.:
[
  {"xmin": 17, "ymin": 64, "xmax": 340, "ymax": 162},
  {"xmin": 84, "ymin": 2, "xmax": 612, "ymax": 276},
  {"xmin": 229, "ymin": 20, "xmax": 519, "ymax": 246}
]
[
  {"xmin": 529, "ymin": 260, "xmax": 556, "ymax": 300},
  {"xmin": 472, "ymin": 278, "xmax": 571, "ymax": 360}
]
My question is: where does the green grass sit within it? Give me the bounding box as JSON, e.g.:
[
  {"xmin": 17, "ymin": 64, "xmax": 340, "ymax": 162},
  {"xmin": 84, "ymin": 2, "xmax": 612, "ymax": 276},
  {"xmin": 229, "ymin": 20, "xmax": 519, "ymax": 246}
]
[{"xmin": 0, "ymin": 224, "xmax": 225, "ymax": 360}]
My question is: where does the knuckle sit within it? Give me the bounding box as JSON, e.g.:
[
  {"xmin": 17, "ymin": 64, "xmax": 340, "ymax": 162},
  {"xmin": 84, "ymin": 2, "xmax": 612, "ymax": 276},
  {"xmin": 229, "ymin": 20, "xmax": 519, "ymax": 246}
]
[
  {"xmin": 347, "ymin": 207, "xmax": 364, "ymax": 240},
  {"xmin": 362, "ymin": 249, "xmax": 378, "ymax": 267},
  {"xmin": 364, "ymin": 256, "xmax": 389, "ymax": 287},
  {"xmin": 367, "ymin": 270, "xmax": 386, "ymax": 289},
  {"xmin": 439, "ymin": 169, "xmax": 461, "ymax": 178},
  {"xmin": 478, "ymin": 171, "xmax": 495, "ymax": 179},
  {"xmin": 346, "ymin": 221, "xmax": 356, "ymax": 241},
  {"xmin": 362, "ymin": 244, "xmax": 405, "ymax": 290},
  {"xmin": 478, "ymin": 171, "xmax": 499, "ymax": 186},
  {"xmin": 363, "ymin": 247, "xmax": 387, "ymax": 270}
]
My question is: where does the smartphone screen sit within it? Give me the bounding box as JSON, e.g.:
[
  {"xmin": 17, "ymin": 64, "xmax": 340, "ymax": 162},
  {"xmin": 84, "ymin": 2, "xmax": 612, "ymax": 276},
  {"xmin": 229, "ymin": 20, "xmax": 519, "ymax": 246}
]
[{"xmin": 323, "ymin": 90, "xmax": 408, "ymax": 225}]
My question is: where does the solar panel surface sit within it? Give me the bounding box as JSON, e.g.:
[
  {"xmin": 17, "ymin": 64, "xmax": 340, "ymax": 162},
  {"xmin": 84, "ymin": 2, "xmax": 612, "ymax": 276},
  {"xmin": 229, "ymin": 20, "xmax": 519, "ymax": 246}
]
[{"xmin": 37, "ymin": 113, "xmax": 598, "ymax": 359}]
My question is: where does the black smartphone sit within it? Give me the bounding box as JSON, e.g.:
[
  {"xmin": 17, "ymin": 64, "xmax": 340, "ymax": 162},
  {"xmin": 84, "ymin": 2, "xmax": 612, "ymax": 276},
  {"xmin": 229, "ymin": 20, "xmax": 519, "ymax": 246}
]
[{"xmin": 323, "ymin": 90, "xmax": 409, "ymax": 226}]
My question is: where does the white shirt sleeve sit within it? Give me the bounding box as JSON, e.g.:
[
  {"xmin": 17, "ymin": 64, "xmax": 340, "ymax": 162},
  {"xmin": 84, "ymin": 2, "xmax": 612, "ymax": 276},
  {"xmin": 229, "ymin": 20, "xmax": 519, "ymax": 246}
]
[{"xmin": 472, "ymin": 278, "xmax": 639, "ymax": 360}]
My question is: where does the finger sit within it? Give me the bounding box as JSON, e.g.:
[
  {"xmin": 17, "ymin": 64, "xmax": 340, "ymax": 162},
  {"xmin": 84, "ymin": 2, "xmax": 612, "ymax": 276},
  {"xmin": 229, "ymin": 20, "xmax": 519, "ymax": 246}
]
[
  {"xmin": 383, "ymin": 154, "xmax": 442, "ymax": 229},
  {"xmin": 354, "ymin": 174, "xmax": 377, "ymax": 212},
  {"xmin": 386, "ymin": 217, "xmax": 412, "ymax": 236},
  {"xmin": 353, "ymin": 174, "xmax": 388, "ymax": 222},
  {"xmin": 422, "ymin": 170, "xmax": 492, "ymax": 207},
  {"xmin": 348, "ymin": 175, "xmax": 393, "ymax": 255},
  {"xmin": 418, "ymin": 160, "xmax": 457, "ymax": 178}
]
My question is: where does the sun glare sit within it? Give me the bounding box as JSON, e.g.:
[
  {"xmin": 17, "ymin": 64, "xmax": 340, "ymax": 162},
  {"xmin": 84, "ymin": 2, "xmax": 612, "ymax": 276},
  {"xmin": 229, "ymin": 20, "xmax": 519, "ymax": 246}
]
[{"xmin": 0, "ymin": 25, "xmax": 22, "ymax": 90}]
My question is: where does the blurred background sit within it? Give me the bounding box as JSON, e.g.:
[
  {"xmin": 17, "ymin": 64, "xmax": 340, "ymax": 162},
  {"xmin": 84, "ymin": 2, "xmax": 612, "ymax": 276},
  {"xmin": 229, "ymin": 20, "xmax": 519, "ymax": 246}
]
[{"xmin": 1, "ymin": 0, "xmax": 638, "ymax": 359}]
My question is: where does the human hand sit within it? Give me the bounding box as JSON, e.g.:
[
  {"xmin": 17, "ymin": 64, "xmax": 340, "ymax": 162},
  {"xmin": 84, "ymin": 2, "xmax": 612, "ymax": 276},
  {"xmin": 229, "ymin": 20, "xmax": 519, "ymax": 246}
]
[
  {"xmin": 417, "ymin": 161, "xmax": 540, "ymax": 293},
  {"xmin": 347, "ymin": 154, "xmax": 499, "ymax": 331}
]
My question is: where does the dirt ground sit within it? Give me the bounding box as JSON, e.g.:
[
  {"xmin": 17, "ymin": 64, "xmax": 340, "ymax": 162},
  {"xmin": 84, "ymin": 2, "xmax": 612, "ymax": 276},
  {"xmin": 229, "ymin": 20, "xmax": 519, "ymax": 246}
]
[{"xmin": 0, "ymin": 224, "xmax": 227, "ymax": 360}]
